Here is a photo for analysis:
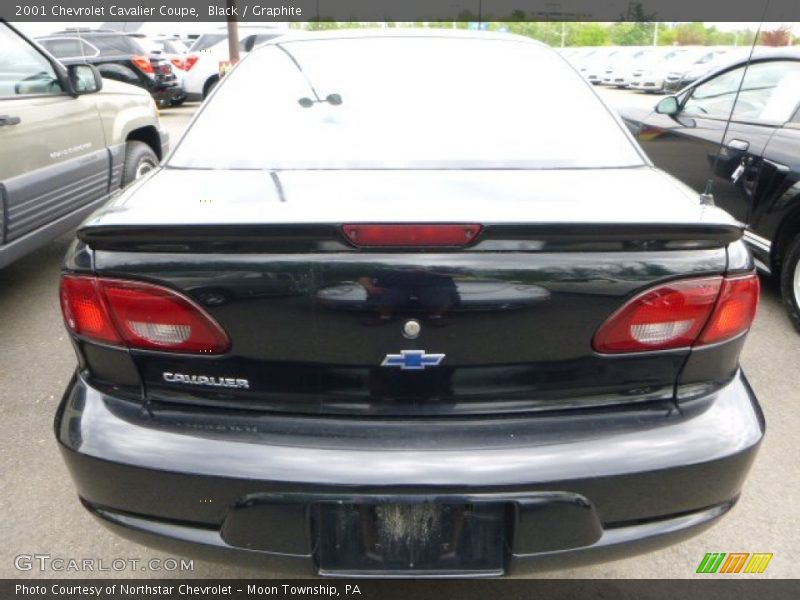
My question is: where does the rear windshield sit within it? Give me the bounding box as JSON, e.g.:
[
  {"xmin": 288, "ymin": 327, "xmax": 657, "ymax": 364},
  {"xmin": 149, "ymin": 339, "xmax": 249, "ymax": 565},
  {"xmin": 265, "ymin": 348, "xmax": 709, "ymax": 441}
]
[
  {"xmin": 169, "ymin": 36, "xmax": 645, "ymax": 170},
  {"xmin": 189, "ymin": 33, "xmax": 226, "ymax": 52}
]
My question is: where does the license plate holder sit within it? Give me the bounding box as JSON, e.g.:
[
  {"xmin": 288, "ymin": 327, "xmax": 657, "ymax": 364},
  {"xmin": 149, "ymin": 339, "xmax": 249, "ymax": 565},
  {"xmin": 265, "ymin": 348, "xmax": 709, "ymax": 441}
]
[{"xmin": 314, "ymin": 501, "xmax": 506, "ymax": 575}]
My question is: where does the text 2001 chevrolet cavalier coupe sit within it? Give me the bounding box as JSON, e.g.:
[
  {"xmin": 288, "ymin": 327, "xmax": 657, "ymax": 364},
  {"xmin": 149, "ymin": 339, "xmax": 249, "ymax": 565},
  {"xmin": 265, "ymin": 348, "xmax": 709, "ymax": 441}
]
[{"xmin": 56, "ymin": 31, "xmax": 763, "ymax": 576}]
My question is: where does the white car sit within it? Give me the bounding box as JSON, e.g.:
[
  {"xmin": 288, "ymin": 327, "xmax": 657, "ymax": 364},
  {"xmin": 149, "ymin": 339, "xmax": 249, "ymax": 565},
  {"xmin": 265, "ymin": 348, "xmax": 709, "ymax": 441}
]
[
  {"xmin": 183, "ymin": 27, "xmax": 285, "ymax": 102},
  {"xmin": 627, "ymin": 47, "xmax": 710, "ymax": 93},
  {"xmin": 576, "ymin": 47, "xmax": 622, "ymax": 84},
  {"xmin": 601, "ymin": 47, "xmax": 655, "ymax": 87}
]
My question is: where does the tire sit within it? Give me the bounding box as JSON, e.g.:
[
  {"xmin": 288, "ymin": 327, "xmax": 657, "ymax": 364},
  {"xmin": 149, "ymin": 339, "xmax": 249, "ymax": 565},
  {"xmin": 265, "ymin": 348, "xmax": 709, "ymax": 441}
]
[
  {"xmin": 169, "ymin": 97, "xmax": 186, "ymax": 107},
  {"xmin": 203, "ymin": 76, "xmax": 219, "ymax": 99},
  {"xmin": 121, "ymin": 141, "xmax": 158, "ymax": 188},
  {"xmin": 780, "ymin": 233, "xmax": 800, "ymax": 332}
]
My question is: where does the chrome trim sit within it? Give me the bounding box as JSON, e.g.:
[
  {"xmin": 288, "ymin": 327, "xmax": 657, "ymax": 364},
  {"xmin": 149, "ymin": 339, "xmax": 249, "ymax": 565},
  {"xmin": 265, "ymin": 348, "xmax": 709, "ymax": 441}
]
[{"xmin": 743, "ymin": 230, "xmax": 772, "ymax": 254}]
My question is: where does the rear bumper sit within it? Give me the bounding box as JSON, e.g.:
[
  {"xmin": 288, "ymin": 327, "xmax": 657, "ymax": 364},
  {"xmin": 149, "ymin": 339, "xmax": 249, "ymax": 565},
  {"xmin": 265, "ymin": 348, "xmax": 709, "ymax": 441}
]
[
  {"xmin": 150, "ymin": 83, "xmax": 184, "ymax": 104},
  {"xmin": 55, "ymin": 370, "xmax": 764, "ymax": 576}
]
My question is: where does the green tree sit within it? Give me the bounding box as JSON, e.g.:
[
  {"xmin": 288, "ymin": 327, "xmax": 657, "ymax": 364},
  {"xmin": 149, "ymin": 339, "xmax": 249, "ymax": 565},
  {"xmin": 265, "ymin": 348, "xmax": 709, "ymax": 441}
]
[
  {"xmin": 608, "ymin": 22, "xmax": 651, "ymax": 46},
  {"xmin": 572, "ymin": 23, "xmax": 609, "ymax": 46},
  {"xmin": 657, "ymin": 26, "xmax": 677, "ymax": 46},
  {"xmin": 674, "ymin": 22, "xmax": 707, "ymax": 45}
]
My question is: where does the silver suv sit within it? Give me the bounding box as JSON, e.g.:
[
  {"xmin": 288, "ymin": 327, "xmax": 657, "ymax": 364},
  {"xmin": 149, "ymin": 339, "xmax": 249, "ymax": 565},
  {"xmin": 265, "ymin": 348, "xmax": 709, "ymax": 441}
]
[{"xmin": 0, "ymin": 21, "xmax": 168, "ymax": 269}]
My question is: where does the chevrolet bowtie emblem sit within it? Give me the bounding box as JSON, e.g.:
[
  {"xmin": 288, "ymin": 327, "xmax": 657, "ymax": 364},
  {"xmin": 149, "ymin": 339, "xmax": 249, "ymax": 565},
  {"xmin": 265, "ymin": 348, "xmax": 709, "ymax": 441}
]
[{"xmin": 381, "ymin": 350, "xmax": 445, "ymax": 370}]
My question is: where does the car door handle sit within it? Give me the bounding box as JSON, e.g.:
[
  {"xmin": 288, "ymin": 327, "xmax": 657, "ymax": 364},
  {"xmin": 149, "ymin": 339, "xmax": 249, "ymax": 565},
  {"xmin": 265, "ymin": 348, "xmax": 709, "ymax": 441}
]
[
  {"xmin": 0, "ymin": 115, "xmax": 21, "ymax": 127},
  {"xmin": 727, "ymin": 138, "xmax": 750, "ymax": 152}
]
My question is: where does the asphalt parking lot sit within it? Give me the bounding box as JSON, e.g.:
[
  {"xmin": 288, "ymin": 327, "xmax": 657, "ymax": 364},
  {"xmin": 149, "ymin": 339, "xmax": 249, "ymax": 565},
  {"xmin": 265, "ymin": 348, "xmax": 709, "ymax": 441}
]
[{"xmin": 1, "ymin": 88, "xmax": 798, "ymax": 579}]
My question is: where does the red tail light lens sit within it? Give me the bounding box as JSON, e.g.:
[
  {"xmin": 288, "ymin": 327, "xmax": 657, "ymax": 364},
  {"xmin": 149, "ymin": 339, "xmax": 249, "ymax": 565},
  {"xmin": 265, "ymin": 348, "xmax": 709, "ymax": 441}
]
[
  {"xmin": 184, "ymin": 54, "xmax": 199, "ymax": 71},
  {"xmin": 60, "ymin": 276, "xmax": 121, "ymax": 345},
  {"xmin": 60, "ymin": 275, "xmax": 229, "ymax": 354},
  {"xmin": 698, "ymin": 275, "xmax": 760, "ymax": 344},
  {"xmin": 593, "ymin": 274, "xmax": 759, "ymax": 353},
  {"xmin": 170, "ymin": 57, "xmax": 185, "ymax": 70},
  {"xmin": 131, "ymin": 55, "xmax": 154, "ymax": 74},
  {"xmin": 342, "ymin": 224, "xmax": 481, "ymax": 247}
]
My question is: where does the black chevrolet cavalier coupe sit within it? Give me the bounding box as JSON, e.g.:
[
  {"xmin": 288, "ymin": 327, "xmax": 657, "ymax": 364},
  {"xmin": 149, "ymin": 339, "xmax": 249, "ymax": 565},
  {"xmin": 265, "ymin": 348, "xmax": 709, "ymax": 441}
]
[
  {"xmin": 619, "ymin": 49, "xmax": 800, "ymax": 331},
  {"xmin": 56, "ymin": 31, "xmax": 764, "ymax": 576}
]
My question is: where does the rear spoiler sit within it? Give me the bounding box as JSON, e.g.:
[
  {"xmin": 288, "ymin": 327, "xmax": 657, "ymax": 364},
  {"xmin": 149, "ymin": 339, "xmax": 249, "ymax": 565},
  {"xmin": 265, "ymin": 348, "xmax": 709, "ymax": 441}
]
[{"xmin": 77, "ymin": 222, "xmax": 743, "ymax": 254}]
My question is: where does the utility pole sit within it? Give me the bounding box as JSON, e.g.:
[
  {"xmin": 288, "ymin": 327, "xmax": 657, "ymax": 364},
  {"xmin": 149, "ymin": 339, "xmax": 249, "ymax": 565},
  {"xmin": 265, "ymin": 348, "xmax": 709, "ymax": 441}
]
[
  {"xmin": 653, "ymin": 22, "xmax": 658, "ymax": 46},
  {"xmin": 226, "ymin": 0, "xmax": 240, "ymax": 64}
]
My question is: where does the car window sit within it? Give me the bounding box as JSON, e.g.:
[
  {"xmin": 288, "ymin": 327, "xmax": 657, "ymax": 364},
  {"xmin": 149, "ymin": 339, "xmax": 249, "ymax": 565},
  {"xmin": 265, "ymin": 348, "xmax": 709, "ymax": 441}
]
[
  {"xmin": 239, "ymin": 35, "xmax": 256, "ymax": 52},
  {"xmin": 170, "ymin": 38, "xmax": 644, "ymax": 170},
  {"xmin": 0, "ymin": 24, "xmax": 63, "ymax": 98},
  {"xmin": 190, "ymin": 33, "xmax": 226, "ymax": 53},
  {"xmin": 38, "ymin": 37, "xmax": 99, "ymax": 60},
  {"xmin": 129, "ymin": 36, "xmax": 161, "ymax": 54},
  {"xmin": 162, "ymin": 40, "xmax": 188, "ymax": 54},
  {"xmin": 89, "ymin": 35, "xmax": 147, "ymax": 55},
  {"xmin": 683, "ymin": 60, "xmax": 800, "ymax": 124}
]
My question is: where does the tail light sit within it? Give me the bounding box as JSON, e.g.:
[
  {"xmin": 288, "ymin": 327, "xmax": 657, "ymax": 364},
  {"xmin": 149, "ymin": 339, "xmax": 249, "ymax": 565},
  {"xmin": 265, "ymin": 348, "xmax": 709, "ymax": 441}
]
[
  {"xmin": 170, "ymin": 57, "xmax": 185, "ymax": 70},
  {"xmin": 593, "ymin": 274, "xmax": 759, "ymax": 353},
  {"xmin": 131, "ymin": 55, "xmax": 154, "ymax": 75},
  {"xmin": 184, "ymin": 54, "xmax": 199, "ymax": 71},
  {"xmin": 342, "ymin": 224, "xmax": 481, "ymax": 247},
  {"xmin": 60, "ymin": 275, "xmax": 229, "ymax": 354}
]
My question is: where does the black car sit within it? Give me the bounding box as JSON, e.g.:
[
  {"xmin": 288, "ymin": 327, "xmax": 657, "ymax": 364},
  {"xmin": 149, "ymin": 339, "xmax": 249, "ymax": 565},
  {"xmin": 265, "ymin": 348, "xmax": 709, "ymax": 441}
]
[
  {"xmin": 620, "ymin": 49, "xmax": 800, "ymax": 330},
  {"xmin": 56, "ymin": 31, "xmax": 763, "ymax": 577},
  {"xmin": 37, "ymin": 29, "xmax": 184, "ymax": 106}
]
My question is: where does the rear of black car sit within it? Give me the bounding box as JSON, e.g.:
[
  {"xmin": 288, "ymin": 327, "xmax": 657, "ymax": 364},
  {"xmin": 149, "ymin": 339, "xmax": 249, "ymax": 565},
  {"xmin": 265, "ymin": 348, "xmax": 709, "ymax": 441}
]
[
  {"xmin": 38, "ymin": 31, "xmax": 183, "ymax": 105},
  {"xmin": 54, "ymin": 32, "xmax": 764, "ymax": 576}
]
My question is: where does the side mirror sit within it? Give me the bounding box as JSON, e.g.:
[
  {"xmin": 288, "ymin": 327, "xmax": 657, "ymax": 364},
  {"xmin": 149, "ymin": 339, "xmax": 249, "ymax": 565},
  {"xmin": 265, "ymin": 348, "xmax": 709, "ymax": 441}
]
[
  {"xmin": 67, "ymin": 64, "xmax": 102, "ymax": 95},
  {"xmin": 655, "ymin": 96, "xmax": 679, "ymax": 116}
]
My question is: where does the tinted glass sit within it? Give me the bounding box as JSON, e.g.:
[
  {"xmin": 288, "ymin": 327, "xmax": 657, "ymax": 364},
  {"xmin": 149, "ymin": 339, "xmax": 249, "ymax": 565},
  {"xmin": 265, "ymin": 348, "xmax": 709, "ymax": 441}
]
[
  {"xmin": 90, "ymin": 35, "xmax": 147, "ymax": 56},
  {"xmin": 170, "ymin": 37, "xmax": 644, "ymax": 170},
  {"xmin": 0, "ymin": 25, "xmax": 62, "ymax": 97},
  {"xmin": 684, "ymin": 60, "xmax": 800, "ymax": 124},
  {"xmin": 162, "ymin": 40, "xmax": 189, "ymax": 54},
  {"xmin": 39, "ymin": 38, "xmax": 97, "ymax": 58},
  {"xmin": 189, "ymin": 33, "xmax": 226, "ymax": 52}
]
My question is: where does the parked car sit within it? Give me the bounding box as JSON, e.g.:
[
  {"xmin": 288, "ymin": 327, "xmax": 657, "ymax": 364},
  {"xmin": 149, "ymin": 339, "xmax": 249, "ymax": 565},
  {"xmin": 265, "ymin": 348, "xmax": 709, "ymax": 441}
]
[
  {"xmin": 600, "ymin": 46, "xmax": 648, "ymax": 87},
  {"xmin": 663, "ymin": 47, "xmax": 767, "ymax": 93},
  {"xmin": 620, "ymin": 49, "xmax": 800, "ymax": 329},
  {"xmin": 37, "ymin": 29, "xmax": 184, "ymax": 106},
  {"xmin": 183, "ymin": 26, "xmax": 286, "ymax": 101},
  {"xmin": 56, "ymin": 30, "xmax": 763, "ymax": 576},
  {"xmin": 602, "ymin": 47, "xmax": 662, "ymax": 88},
  {"xmin": 627, "ymin": 47, "xmax": 711, "ymax": 93},
  {"xmin": 576, "ymin": 47, "xmax": 622, "ymax": 84},
  {"xmin": 0, "ymin": 21, "xmax": 168, "ymax": 270},
  {"xmin": 129, "ymin": 33, "xmax": 191, "ymax": 105}
]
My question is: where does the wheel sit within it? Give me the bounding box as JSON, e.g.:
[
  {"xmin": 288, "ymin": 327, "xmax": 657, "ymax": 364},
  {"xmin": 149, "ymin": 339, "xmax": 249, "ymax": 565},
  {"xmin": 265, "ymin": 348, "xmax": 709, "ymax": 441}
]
[
  {"xmin": 169, "ymin": 96, "xmax": 186, "ymax": 107},
  {"xmin": 780, "ymin": 233, "xmax": 800, "ymax": 332},
  {"xmin": 203, "ymin": 76, "xmax": 219, "ymax": 99},
  {"xmin": 121, "ymin": 141, "xmax": 158, "ymax": 187}
]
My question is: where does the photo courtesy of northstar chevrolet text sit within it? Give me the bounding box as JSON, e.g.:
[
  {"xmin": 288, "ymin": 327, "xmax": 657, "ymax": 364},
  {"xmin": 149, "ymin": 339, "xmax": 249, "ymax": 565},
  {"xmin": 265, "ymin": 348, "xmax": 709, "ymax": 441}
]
[{"xmin": 1, "ymin": 0, "xmax": 799, "ymax": 588}]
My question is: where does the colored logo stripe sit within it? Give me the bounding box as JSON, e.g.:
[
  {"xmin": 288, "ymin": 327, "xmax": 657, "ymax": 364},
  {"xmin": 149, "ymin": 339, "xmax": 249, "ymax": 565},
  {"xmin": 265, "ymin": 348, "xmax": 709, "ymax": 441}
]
[
  {"xmin": 720, "ymin": 553, "xmax": 749, "ymax": 573},
  {"xmin": 744, "ymin": 553, "xmax": 773, "ymax": 574},
  {"xmin": 697, "ymin": 553, "xmax": 726, "ymax": 573},
  {"xmin": 696, "ymin": 552, "xmax": 773, "ymax": 574}
]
